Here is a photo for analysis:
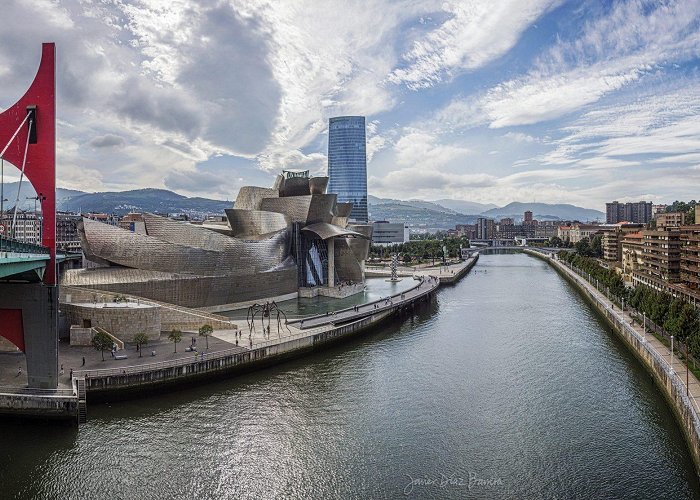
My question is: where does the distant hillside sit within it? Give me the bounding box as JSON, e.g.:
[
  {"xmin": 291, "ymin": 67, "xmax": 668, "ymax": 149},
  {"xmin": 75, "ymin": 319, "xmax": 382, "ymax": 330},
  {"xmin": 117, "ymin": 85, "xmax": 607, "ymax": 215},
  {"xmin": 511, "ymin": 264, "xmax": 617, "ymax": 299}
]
[
  {"xmin": 368, "ymin": 202, "xmax": 479, "ymax": 229},
  {"xmin": 61, "ymin": 188, "xmax": 231, "ymax": 216},
  {"xmin": 433, "ymin": 199, "xmax": 498, "ymax": 214},
  {"xmin": 482, "ymin": 202, "xmax": 604, "ymax": 222},
  {"xmin": 368, "ymin": 195, "xmax": 459, "ymax": 214},
  {"xmin": 0, "ymin": 182, "xmax": 231, "ymax": 217},
  {"xmin": 369, "ymin": 195, "xmax": 496, "ymax": 215}
]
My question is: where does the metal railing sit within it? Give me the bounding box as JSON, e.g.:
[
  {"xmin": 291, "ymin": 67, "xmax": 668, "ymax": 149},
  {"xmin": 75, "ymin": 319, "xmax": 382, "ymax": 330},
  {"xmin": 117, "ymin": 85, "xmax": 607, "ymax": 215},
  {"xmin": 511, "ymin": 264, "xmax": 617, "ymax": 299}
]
[
  {"xmin": 74, "ymin": 276, "xmax": 443, "ymax": 379},
  {"xmin": 288, "ymin": 274, "xmax": 440, "ymax": 329},
  {"xmin": 552, "ymin": 255, "xmax": 700, "ymax": 434},
  {"xmin": 0, "ymin": 234, "xmax": 50, "ymax": 255}
]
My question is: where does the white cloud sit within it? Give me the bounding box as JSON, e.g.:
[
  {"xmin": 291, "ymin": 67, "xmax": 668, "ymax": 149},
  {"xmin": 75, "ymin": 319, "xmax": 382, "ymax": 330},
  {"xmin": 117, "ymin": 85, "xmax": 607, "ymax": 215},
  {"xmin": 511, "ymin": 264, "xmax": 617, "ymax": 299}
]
[
  {"xmin": 388, "ymin": 0, "xmax": 561, "ymax": 89},
  {"xmin": 437, "ymin": 0, "xmax": 700, "ymax": 130},
  {"xmin": 394, "ymin": 129, "xmax": 470, "ymax": 168}
]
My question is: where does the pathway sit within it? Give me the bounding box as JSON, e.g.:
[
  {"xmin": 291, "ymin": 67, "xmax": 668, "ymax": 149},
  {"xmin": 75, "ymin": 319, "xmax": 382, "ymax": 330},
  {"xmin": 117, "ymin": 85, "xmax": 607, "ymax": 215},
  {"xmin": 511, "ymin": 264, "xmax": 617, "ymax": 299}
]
[{"xmin": 553, "ymin": 257, "xmax": 700, "ymax": 415}]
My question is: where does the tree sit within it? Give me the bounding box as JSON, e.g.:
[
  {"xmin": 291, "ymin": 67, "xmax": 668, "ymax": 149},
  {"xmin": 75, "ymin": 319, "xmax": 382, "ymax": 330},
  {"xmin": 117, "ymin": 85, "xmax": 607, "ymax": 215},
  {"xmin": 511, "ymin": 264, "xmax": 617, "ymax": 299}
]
[
  {"xmin": 575, "ymin": 237, "xmax": 591, "ymax": 257},
  {"xmin": 548, "ymin": 236, "xmax": 563, "ymax": 248},
  {"xmin": 133, "ymin": 332, "xmax": 149, "ymax": 358},
  {"xmin": 91, "ymin": 330, "xmax": 113, "ymax": 362},
  {"xmin": 168, "ymin": 329, "xmax": 182, "ymax": 353},
  {"xmin": 198, "ymin": 324, "xmax": 213, "ymax": 349},
  {"xmin": 590, "ymin": 235, "xmax": 603, "ymax": 258}
]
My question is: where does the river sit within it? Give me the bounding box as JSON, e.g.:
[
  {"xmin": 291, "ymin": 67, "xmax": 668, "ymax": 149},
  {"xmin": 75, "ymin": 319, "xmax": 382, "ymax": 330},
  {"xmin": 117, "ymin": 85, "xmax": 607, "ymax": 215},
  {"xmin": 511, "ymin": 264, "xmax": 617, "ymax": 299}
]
[{"xmin": 1, "ymin": 253, "xmax": 698, "ymax": 499}]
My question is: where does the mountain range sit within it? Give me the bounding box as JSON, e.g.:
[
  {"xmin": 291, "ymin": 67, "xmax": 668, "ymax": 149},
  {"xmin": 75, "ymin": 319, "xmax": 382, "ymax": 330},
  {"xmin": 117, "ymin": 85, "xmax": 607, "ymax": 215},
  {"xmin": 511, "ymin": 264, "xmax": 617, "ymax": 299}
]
[
  {"xmin": 1, "ymin": 182, "xmax": 232, "ymax": 217},
  {"xmin": 1, "ymin": 182, "xmax": 604, "ymax": 226}
]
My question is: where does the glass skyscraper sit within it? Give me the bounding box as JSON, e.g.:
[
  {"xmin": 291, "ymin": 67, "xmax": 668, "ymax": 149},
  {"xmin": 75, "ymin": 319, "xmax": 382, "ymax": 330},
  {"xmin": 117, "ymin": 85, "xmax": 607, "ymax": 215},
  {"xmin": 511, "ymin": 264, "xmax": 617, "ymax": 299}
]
[{"xmin": 327, "ymin": 116, "xmax": 368, "ymax": 222}]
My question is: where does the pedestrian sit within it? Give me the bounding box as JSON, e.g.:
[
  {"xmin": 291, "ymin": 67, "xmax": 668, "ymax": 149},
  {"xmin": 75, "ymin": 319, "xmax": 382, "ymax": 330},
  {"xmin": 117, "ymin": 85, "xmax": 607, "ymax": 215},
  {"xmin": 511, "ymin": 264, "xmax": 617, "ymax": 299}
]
[
  {"xmin": 235, "ymin": 339, "xmax": 238, "ymax": 346},
  {"xmin": 82, "ymin": 356, "xmax": 85, "ymax": 367},
  {"xmin": 60, "ymin": 364, "xmax": 64, "ymax": 376},
  {"xmin": 69, "ymin": 368, "xmax": 73, "ymax": 380},
  {"xmin": 17, "ymin": 367, "xmax": 22, "ymax": 377}
]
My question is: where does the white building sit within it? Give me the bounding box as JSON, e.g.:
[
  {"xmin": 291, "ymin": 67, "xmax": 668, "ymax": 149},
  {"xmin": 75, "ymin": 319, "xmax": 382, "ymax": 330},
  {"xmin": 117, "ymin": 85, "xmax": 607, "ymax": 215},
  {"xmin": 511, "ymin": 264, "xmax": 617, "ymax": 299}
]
[{"xmin": 371, "ymin": 221, "xmax": 409, "ymax": 246}]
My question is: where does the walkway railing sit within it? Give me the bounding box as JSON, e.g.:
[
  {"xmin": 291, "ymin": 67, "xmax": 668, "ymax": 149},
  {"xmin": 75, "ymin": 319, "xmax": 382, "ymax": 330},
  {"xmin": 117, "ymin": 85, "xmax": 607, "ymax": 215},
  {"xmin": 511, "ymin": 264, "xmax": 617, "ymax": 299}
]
[
  {"xmin": 73, "ymin": 275, "xmax": 442, "ymax": 379},
  {"xmin": 0, "ymin": 235, "xmax": 50, "ymax": 255},
  {"xmin": 551, "ymin": 254, "xmax": 700, "ymax": 433},
  {"xmin": 288, "ymin": 274, "xmax": 439, "ymax": 329}
]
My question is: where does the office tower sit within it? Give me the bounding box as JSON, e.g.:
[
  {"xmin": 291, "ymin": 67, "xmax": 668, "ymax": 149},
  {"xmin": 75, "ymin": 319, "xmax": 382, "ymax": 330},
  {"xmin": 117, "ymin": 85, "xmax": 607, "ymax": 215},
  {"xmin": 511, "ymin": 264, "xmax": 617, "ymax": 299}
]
[{"xmin": 327, "ymin": 116, "xmax": 368, "ymax": 222}]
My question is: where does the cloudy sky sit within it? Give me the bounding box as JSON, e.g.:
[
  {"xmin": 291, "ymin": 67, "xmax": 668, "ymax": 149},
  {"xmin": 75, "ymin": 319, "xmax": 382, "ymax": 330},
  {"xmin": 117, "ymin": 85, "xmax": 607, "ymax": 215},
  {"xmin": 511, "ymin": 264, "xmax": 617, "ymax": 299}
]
[{"xmin": 1, "ymin": 0, "xmax": 700, "ymax": 210}]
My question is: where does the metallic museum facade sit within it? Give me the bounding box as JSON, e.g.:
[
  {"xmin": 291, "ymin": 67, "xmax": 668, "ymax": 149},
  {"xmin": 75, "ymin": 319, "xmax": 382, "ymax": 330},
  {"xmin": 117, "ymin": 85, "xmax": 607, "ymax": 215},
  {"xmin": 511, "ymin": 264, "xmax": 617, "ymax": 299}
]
[{"xmin": 61, "ymin": 172, "xmax": 372, "ymax": 309}]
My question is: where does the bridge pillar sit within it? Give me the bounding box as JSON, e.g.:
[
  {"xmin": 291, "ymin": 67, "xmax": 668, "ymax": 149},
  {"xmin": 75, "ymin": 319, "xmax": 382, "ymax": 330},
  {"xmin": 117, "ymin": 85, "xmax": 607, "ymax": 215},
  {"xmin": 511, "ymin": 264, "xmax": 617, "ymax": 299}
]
[
  {"xmin": 0, "ymin": 44, "xmax": 58, "ymax": 389},
  {"xmin": 0, "ymin": 283, "xmax": 58, "ymax": 388}
]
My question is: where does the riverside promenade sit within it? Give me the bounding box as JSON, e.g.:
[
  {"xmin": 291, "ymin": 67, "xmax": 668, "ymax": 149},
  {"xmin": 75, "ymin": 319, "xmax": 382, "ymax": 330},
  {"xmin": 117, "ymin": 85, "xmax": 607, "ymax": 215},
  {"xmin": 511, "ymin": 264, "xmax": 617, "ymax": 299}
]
[
  {"xmin": 61, "ymin": 254, "xmax": 478, "ymax": 416},
  {"xmin": 527, "ymin": 249, "xmax": 700, "ymax": 473}
]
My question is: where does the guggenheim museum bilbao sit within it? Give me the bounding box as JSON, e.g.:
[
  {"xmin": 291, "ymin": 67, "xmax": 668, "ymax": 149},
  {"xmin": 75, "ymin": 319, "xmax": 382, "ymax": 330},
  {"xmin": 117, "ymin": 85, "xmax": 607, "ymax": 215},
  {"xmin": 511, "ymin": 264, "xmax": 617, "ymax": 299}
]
[{"xmin": 61, "ymin": 171, "xmax": 372, "ymax": 309}]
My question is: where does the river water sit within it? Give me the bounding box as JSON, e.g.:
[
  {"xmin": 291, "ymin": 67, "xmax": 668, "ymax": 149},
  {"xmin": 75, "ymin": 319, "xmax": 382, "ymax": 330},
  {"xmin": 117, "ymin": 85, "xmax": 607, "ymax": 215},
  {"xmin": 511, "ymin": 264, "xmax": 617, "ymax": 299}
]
[{"xmin": 2, "ymin": 253, "xmax": 699, "ymax": 499}]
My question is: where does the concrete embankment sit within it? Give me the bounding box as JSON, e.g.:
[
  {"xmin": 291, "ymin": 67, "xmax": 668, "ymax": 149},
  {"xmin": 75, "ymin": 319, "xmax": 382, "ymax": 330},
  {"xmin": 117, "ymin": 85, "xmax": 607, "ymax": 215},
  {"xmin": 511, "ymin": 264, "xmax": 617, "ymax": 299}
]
[
  {"xmin": 76, "ymin": 256, "xmax": 478, "ymax": 401},
  {"xmin": 0, "ymin": 255, "xmax": 477, "ymax": 423},
  {"xmin": 81, "ymin": 310, "xmax": 397, "ymax": 400},
  {"xmin": 525, "ymin": 249, "xmax": 700, "ymax": 474},
  {"xmin": 0, "ymin": 388, "xmax": 78, "ymax": 422}
]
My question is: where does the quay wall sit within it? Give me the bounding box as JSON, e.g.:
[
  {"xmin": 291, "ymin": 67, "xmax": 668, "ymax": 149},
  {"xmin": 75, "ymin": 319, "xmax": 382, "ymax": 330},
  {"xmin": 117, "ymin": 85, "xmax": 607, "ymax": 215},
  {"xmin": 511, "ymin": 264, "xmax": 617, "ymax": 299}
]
[
  {"xmin": 78, "ymin": 259, "xmax": 481, "ymax": 399},
  {"xmin": 438, "ymin": 254, "xmax": 479, "ymax": 284},
  {"xmin": 0, "ymin": 390, "xmax": 77, "ymax": 421},
  {"xmin": 525, "ymin": 249, "xmax": 700, "ymax": 475},
  {"xmin": 81, "ymin": 310, "xmax": 397, "ymax": 399}
]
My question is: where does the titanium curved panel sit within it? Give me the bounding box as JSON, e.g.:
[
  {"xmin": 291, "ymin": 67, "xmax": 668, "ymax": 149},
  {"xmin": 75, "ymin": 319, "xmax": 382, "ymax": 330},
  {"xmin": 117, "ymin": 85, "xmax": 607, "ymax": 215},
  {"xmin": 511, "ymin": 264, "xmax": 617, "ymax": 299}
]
[
  {"xmin": 347, "ymin": 238, "xmax": 370, "ymax": 262},
  {"xmin": 81, "ymin": 217, "xmax": 292, "ymax": 276},
  {"xmin": 334, "ymin": 202, "xmax": 353, "ymax": 218},
  {"xmin": 142, "ymin": 213, "xmax": 239, "ymax": 251},
  {"xmin": 309, "ymin": 177, "xmax": 328, "ymax": 195},
  {"xmin": 334, "ymin": 239, "xmax": 363, "ymax": 283},
  {"xmin": 331, "ymin": 216, "xmax": 349, "ymax": 228},
  {"xmin": 347, "ymin": 224, "xmax": 373, "ymax": 260},
  {"xmin": 307, "ymin": 194, "xmax": 337, "ymax": 224},
  {"xmin": 260, "ymin": 196, "xmax": 312, "ymax": 222},
  {"xmin": 224, "ymin": 209, "xmax": 290, "ymax": 238},
  {"xmin": 234, "ymin": 186, "xmax": 279, "ymax": 210},
  {"xmin": 301, "ymin": 222, "xmax": 368, "ymax": 240},
  {"xmin": 280, "ymin": 176, "xmax": 310, "ymax": 197},
  {"xmin": 81, "ymin": 217, "xmax": 223, "ymax": 275}
]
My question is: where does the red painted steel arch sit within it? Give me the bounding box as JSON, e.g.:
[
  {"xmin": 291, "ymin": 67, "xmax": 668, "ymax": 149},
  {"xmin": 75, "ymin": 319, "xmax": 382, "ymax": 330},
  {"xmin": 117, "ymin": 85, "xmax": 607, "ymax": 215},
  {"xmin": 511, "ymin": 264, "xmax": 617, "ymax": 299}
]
[{"xmin": 0, "ymin": 43, "xmax": 56, "ymax": 284}]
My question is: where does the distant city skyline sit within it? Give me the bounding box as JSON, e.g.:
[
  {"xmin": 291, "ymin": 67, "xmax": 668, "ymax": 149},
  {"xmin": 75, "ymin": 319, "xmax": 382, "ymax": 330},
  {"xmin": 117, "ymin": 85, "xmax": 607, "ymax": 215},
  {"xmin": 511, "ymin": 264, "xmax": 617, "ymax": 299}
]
[{"xmin": 0, "ymin": 1, "xmax": 699, "ymax": 210}]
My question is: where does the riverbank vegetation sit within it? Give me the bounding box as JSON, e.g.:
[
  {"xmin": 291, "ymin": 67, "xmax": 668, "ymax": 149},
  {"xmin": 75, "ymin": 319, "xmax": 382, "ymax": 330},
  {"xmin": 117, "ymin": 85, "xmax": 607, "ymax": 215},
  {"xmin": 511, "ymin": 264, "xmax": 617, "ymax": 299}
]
[
  {"xmin": 560, "ymin": 250, "xmax": 700, "ymax": 359},
  {"xmin": 369, "ymin": 236, "xmax": 469, "ymax": 263}
]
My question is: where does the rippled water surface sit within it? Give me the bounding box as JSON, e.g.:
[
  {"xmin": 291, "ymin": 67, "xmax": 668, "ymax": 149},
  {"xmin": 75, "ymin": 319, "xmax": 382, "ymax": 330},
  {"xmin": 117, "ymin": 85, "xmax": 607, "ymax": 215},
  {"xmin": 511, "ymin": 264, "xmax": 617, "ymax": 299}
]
[{"xmin": 2, "ymin": 254, "xmax": 699, "ymax": 499}]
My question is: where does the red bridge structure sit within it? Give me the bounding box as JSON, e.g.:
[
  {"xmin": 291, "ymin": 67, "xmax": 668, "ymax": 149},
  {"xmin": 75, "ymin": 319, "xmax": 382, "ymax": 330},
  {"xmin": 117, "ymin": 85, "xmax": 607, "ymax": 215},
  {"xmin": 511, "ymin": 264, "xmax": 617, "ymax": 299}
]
[{"xmin": 0, "ymin": 43, "xmax": 58, "ymax": 389}]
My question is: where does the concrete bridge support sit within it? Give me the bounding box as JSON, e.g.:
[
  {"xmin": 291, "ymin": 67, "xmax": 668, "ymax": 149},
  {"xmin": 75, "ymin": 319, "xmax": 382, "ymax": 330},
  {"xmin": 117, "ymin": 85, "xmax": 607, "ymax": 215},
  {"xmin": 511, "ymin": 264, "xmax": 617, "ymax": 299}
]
[{"xmin": 0, "ymin": 283, "xmax": 58, "ymax": 389}]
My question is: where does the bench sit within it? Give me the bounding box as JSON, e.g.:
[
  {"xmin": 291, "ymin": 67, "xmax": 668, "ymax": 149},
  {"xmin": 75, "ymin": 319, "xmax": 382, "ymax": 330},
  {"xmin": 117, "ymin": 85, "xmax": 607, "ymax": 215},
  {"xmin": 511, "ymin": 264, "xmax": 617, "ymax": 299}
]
[{"xmin": 114, "ymin": 354, "xmax": 128, "ymax": 360}]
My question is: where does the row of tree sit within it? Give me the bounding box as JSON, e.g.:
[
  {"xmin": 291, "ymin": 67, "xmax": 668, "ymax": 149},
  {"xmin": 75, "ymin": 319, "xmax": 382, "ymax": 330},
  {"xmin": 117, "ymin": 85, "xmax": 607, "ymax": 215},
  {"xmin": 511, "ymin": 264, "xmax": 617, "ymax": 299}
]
[
  {"xmin": 369, "ymin": 236, "xmax": 470, "ymax": 263},
  {"xmin": 560, "ymin": 249, "xmax": 700, "ymax": 358},
  {"xmin": 91, "ymin": 324, "xmax": 214, "ymax": 361},
  {"xmin": 627, "ymin": 286, "xmax": 699, "ymax": 349},
  {"xmin": 558, "ymin": 251, "xmax": 626, "ymax": 298}
]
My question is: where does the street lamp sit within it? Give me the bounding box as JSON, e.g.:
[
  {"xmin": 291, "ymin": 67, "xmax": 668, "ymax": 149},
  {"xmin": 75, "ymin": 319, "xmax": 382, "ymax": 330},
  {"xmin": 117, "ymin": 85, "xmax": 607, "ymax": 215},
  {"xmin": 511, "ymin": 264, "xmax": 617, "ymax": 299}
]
[{"xmin": 671, "ymin": 335, "xmax": 674, "ymax": 371}]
